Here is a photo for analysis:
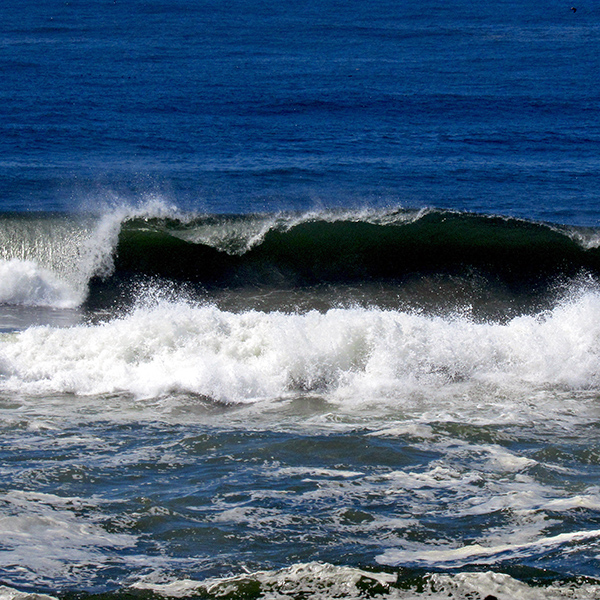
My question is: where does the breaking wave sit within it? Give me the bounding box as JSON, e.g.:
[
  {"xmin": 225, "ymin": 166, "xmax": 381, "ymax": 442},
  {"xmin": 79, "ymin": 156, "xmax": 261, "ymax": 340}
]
[
  {"xmin": 2, "ymin": 287, "xmax": 600, "ymax": 408},
  {"xmin": 2, "ymin": 203, "xmax": 600, "ymax": 310}
]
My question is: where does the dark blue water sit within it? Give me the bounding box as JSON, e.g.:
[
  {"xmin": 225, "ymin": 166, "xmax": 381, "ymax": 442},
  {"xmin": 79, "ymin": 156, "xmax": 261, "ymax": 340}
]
[
  {"xmin": 1, "ymin": 0, "xmax": 599, "ymax": 222},
  {"xmin": 2, "ymin": 2, "xmax": 600, "ymax": 599}
]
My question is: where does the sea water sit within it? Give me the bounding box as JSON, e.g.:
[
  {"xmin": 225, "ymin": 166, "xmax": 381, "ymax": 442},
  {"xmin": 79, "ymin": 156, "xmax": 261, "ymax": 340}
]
[{"xmin": 1, "ymin": 1, "xmax": 600, "ymax": 599}]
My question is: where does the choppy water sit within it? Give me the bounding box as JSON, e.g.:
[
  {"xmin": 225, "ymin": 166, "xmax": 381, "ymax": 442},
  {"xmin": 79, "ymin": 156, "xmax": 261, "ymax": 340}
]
[
  {"xmin": 2, "ymin": 0, "xmax": 600, "ymax": 598},
  {"xmin": 2, "ymin": 206, "xmax": 600, "ymax": 600}
]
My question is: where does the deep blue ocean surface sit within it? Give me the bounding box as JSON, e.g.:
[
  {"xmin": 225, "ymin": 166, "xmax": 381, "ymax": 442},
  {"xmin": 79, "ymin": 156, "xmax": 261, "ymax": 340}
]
[
  {"xmin": 2, "ymin": 0, "xmax": 600, "ymax": 221},
  {"xmin": 2, "ymin": 1, "xmax": 600, "ymax": 599}
]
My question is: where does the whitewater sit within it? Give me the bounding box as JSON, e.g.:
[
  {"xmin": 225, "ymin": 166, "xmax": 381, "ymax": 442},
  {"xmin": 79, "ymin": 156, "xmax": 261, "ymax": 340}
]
[
  {"xmin": 0, "ymin": 204, "xmax": 599, "ymax": 599},
  {"xmin": 2, "ymin": 203, "xmax": 600, "ymax": 411},
  {"xmin": 3, "ymin": 291, "xmax": 600, "ymax": 409}
]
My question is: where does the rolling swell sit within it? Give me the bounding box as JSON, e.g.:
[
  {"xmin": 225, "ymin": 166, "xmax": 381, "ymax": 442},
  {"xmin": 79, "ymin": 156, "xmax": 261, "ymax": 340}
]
[{"xmin": 107, "ymin": 211, "xmax": 600, "ymax": 290}]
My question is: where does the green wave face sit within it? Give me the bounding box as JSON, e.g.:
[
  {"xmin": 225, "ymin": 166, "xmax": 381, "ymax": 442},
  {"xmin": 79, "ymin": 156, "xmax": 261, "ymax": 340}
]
[
  {"xmin": 2, "ymin": 208, "xmax": 599, "ymax": 317},
  {"xmin": 115, "ymin": 210, "xmax": 599, "ymax": 284}
]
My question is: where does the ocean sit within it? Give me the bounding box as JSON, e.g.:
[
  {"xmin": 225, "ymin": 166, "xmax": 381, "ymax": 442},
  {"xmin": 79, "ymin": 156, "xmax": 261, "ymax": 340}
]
[{"xmin": 1, "ymin": 1, "xmax": 600, "ymax": 599}]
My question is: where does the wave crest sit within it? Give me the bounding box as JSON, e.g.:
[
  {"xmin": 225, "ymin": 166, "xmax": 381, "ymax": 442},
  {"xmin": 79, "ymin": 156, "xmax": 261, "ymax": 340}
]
[{"xmin": 132, "ymin": 562, "xmax": 600, "ymax": 600}]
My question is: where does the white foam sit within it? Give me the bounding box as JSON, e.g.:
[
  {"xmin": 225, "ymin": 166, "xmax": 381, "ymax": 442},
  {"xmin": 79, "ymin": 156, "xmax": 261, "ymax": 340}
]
[
  {"xmin": 425, "ymin": 571, "xmax": 600, "ymax": 600},
  {"xmin": 0, "ymin": 490, "xmax": 137, "ymax": 586},
  {"xmin": 367, "ymin": 424, "xmax": 435, "ymax": 439},
  {"xmin": 377, "ymin": 528, "xmax": 600, "ymax": 568},
  {"xmin": 0, "ymin": 214, "xmax": 111, "ymax": 308},
  {"xmin": 132, "ymin": 562, "xmax": 397, "ymax": 599},
  {"xmin": 132, "ymin": 562, "xmax": 600, "ymax": 600},
  {"xmin": 2, "ymin": 289, "xmax": 600, "ymax": 414},
  {"xmin": 545, "ymin": 493, "xmax": 600, "ymax": 511},
  {"xmin": 0, "ymin": 198, "xmax": 182, "ymax": 308},
  {"xmin": 0, "ymin": 260, "xmax": 78, "ymax": 308},
  {"xmin": 274, "ymin": 466, "xmax": 365, "ymax": 479},
  {"xmin": 0, "ymin": 585, "xmax": 57, "ymax": 600}
]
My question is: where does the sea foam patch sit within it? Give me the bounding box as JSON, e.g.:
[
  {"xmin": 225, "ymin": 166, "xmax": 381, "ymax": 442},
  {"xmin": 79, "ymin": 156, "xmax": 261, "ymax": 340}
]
[
  {"xmin": 0, "ymin": 491, "xmax": 138, "ymax": 588},
  {"xmin": 377, "ymin": 529, "xmax": 600, "ymax": 569},
  {"xmin": 0, "ymin": 586, "xmax": 58, "ymax": 600}
]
